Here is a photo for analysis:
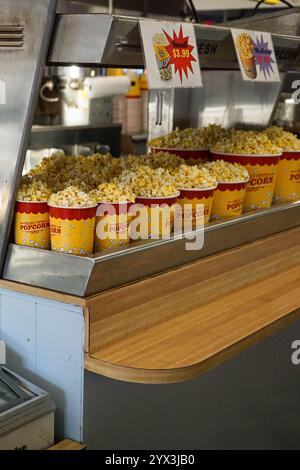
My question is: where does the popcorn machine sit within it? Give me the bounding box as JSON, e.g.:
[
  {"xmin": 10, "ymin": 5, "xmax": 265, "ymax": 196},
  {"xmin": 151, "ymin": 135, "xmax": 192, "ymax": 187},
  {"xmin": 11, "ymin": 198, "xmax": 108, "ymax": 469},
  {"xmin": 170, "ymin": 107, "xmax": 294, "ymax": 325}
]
[{"xmin": 1, "ymin": 1, "xmax": 300, "ymax": 299}]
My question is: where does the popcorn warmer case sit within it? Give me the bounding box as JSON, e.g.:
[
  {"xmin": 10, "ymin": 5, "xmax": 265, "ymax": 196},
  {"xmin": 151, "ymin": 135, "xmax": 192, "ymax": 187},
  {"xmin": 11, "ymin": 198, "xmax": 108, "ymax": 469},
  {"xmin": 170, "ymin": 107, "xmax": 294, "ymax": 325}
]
[
  {"xmin": 1, "ymin": 2, "xmax": 300, "ymax": 296},
  {"xmin": 1, "ymin": 1, "xmax": 300, "ymax": 447}
]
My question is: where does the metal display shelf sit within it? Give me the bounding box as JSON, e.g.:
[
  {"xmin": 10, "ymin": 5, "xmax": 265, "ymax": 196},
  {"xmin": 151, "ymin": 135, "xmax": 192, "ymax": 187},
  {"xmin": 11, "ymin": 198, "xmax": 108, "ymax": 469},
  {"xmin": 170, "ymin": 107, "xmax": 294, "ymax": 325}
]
[
  {"xmin": 48, "ymin": 10, "xmax": 300, "ymax": 70},
  {"xmin": 4, "ymin": 202, "xmax": 300, "ymax": 297},
  {"xmin": 1, "ymin": 2, "xmax": 300, "ymax": 297}
]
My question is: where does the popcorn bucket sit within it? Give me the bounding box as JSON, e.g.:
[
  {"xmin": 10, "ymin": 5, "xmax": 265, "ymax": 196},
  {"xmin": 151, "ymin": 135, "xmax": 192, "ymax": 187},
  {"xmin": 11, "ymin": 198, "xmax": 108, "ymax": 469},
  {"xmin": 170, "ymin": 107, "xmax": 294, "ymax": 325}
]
[
  {"xmin": 274, "ymin": 151, "xmax": 300, "ymax": 203},
  {"xmin": 134, "ymin": 194, "xmax": 179, "ymax": 239},
  {"xmin": 152, "ymin": 34, "xmax": 172, "ymax": 81},
  {"xmin": 176, "ymin": 187, "xmax": 216, "ymax": 228},
  {"xmin": 94, "ymin": 202, "xmax": 133, "ymax": 252},
  {"xmin": 211, "ymin": 180, "xmax": 248, "ymax": 220},
  {"xmin": 236, "ymin": 32, "xmax": 257, "ymax": 80},
  {"xmin": 48, "ymin": 204, "xmax": 97, "ymax": 256},
  {"xmin": 211, "ymin": 152, "xmax": 280, "ymax": 212},
  {"xmin": 150, "ymin": 147, "xmax": 210, "ymax": 161},
  {"xmin": 14, "ymin": 201, "xmax": 50, "ymax": 250},
  {"xmin": 240, "ymin": 56, "xmax": 257, "ymax": 80}
]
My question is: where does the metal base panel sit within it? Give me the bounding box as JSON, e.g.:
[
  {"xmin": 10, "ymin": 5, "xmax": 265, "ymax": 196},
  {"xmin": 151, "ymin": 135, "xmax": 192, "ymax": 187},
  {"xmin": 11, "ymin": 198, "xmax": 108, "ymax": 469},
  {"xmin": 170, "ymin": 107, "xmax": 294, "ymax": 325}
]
[{"xmin": 3, "ymin": 202, "xmax": 300, "ymax": 297}]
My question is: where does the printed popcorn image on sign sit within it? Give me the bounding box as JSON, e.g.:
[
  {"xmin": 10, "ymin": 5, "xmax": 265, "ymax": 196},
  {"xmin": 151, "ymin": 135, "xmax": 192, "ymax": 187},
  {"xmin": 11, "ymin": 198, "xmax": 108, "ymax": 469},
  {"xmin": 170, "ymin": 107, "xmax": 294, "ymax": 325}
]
[
  {"xmin": 231, "ymin": 28, "xmax": 280, "ymax": 83},
  {"xmin": 139, "ymin": 20, "xmax": 202, "ymax": 89}
]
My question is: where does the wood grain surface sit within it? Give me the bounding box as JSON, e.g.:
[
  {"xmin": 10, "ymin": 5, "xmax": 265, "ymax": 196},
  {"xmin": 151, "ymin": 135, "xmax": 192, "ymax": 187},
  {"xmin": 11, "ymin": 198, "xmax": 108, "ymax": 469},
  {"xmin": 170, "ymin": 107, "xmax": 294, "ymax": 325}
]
[
  {"xmin": 85, "ymin": 228, "xmax": 300, "ymax": 383},
  {"xmin": 47, "ymin": 439, "xmax": 86, "ymax": 450}
]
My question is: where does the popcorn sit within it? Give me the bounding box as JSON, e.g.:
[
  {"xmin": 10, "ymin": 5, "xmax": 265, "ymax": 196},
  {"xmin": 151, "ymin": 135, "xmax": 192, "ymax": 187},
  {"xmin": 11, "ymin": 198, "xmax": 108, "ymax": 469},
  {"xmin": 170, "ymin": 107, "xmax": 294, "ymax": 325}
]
[
  {"xmin": 172, "ymin": 164, "xmax": 217, "ymax": 189},
  {"xmin": 117, "ymin": 152, "xmax": 183, "ymax": 172},
  {"xmin": 205, "ymin": 160, "xmax": 249, "ymax": 183},
  {"xmin": 153, "ymin": 33, "xmax": 167, "ymax": 45},
  {"xmin": 61, "ymin": 178, "xmax": 92, "ymax": 193},
  {"xmin": 183, "ymin": 158, "xmax": 208, "ymax": 166},
  {"xmin": 201, "ymin": 124, "xmax": 229, "ymax": 148},
  {"xmin": 113, "ymin": 169, "xmax": 139, "ymax": 188},
  {"xmin": 264, "ymin": 126, "xmax": 300, "ymax": 151},
  {"xmin": 145, "ymin": 152, "xmax": 184, "ymax": 169},
  {"xmin": 212, "ymin": 130, "xmax": 282, "ymax": 155},
  {"xmin": 90, "ymin": 182, "xmax": 135, "ymax": 203},
  {"xmin": 149, "ymin": 127, "xmax": 208, "ymax": 150},
  {"xmin": 119, "ymin": 166, "xmax": 177, "ymax": 197},
  {"xmin": 117, "ymin": 155, "xmax": 149, "ymax": 172},
  {"xmin": 17, "ymin": 180, "xmax": 52, "ymax": 202},
  {"xmin": 29, "ymin": 153, "xmax": 116, "ymax": 192},
  {"xmin": 149, "ymin": 124, "xmax": 228, "ymax": 150},
  {"xmin": 48, "ymin": 186, "xmax": 96, "ymax": 208},
  {"xmin": 236, "ymin": 32, "xmax": 254, "ymax": 59}
]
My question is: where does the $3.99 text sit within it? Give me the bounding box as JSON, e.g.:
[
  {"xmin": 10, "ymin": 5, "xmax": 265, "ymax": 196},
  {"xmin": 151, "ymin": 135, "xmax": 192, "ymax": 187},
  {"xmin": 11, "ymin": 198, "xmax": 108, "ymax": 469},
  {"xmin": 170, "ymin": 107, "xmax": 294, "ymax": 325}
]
[{"xmin": 172, "ymin": 48, "xmax": 190, "ymax": 59}]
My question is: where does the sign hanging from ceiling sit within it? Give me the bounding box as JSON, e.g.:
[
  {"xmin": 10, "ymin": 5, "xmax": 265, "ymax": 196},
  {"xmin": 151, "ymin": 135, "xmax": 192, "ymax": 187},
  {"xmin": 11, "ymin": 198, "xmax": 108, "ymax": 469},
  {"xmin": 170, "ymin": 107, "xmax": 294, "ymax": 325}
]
[
  {"xmin": 139, "ymin": 20, "xmax": 203, "ymax": 89},
  {"xmin": 231, "ymin": 28, "xmax": 280, "ymax": 82}
]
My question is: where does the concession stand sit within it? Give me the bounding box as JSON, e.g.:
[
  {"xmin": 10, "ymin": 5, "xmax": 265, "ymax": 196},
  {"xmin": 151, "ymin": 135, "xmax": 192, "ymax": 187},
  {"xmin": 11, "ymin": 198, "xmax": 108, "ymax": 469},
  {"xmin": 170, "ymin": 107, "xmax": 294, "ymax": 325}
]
[{"xmin": 0, "ymin": 0, "xmax": 300, "ymax": 449}]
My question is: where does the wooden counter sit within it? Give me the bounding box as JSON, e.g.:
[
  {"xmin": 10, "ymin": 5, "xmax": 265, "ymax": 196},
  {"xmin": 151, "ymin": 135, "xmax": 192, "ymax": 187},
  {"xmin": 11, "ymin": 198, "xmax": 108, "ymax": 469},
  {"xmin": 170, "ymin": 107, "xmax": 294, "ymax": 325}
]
[{"xmin": 2, "ymin": 227, "xmax": 300, "ymax": 384}]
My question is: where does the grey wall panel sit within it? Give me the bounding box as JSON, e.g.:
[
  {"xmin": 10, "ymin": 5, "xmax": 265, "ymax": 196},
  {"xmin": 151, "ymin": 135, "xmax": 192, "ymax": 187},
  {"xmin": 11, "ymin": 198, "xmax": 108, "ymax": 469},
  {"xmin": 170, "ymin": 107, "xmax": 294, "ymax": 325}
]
[
  {"xmin": 173, "ymin": 70, "xmax": 283, "ymax": 130},
  {"xmin": 84, "ymin": 319, "xmax": 300, "ymax": 449}
]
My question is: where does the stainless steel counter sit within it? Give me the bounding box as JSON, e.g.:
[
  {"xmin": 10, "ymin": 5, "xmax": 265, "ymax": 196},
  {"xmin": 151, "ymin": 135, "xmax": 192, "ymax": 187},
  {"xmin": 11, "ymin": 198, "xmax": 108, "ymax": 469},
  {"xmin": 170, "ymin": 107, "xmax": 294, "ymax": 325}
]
[{"xmin": 4, "ymin": 201, "xmax": 300, "ymax": 297}]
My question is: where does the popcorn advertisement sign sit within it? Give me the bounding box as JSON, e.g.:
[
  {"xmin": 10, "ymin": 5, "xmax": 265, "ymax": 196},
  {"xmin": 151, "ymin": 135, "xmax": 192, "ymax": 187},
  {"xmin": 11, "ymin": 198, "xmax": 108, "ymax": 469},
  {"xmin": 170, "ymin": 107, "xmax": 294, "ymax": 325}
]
[
  {"xmin": 139, "ymin": 20, "xmax": 202, "ymax": 89},
  {"xmin": 231, "ymin": 28, "xmax": 280, "ymax": 82}
]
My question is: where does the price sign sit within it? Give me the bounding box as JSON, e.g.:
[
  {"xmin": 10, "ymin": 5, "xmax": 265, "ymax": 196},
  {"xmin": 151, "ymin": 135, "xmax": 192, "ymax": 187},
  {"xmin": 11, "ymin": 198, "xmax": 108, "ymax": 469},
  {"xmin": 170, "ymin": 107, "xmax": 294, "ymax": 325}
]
[
  {"xmin": 139, "ymin": 20, "xmax": 203, "ymax": 89},
  {"xmin": 231, "ymin": 28, "xmax": 280, "ymax": 82}
]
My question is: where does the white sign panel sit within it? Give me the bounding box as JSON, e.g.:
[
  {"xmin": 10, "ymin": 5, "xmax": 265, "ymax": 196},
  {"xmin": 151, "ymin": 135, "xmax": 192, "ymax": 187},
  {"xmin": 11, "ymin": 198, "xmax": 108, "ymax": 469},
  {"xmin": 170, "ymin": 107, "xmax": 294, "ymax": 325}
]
[
  {"xmin": 231, "ymin": 28, "xmax": 280, "ymax": 83},
  {"xmin": 139, "ymin": 20, "xmax": 202, "ymax": 89}
]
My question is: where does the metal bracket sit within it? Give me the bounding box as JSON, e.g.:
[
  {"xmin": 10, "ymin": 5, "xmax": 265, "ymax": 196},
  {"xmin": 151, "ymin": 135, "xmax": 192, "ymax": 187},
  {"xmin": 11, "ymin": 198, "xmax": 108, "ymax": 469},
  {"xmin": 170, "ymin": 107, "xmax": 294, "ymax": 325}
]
[
  {"xmin": 0, "ymin": 0, "xmax": 58, "ymax": 274},
  {"xmin": 0, "ymin": 341, "xmax": 6, "ymax": 365}
]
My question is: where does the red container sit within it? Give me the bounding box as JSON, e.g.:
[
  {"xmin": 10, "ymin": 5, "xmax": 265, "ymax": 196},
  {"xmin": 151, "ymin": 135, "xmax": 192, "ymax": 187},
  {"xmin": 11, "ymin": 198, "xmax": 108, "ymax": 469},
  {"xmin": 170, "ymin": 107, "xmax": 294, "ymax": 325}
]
[
  {"xmin": 94, "ymin": 201, "xmax": 133, "ymax": 251},
  {"xmin": 15, "ymin": 200, "xmax": 50, "ymax": 250},
  {"xmin": 274, "ymin": 150, "xmax": 300, "ymax": 203},
  {"xmin": 176, "ymin": 187, "xmax": 216, "ymax": 227},
  {"xmin": 210, "ymin": 151, "xmax": 281, "ymax": 212},
  {"xmin": 134, "ymin": 194, "xmax": 179, "ymax": 238}
]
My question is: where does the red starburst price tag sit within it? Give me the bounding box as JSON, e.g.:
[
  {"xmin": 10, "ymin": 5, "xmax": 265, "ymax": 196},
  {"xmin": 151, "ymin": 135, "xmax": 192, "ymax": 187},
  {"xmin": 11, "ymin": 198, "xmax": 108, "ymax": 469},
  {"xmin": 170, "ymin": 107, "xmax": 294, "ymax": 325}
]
[
  {"xmin": 163, "ymin": 26, "xmax": 197, "ymax": 83},
  {"xmin": 139, "ymin": 20, "xmax": 202, "ymax": 89}
]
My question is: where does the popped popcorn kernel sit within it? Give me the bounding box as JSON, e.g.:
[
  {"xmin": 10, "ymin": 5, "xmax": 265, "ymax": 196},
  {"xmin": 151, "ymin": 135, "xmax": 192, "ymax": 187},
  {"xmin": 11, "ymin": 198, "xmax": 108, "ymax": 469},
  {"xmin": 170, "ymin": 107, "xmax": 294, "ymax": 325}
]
[
  {"xmin": 149, "ymin": 124, "xmax": 228, "ymax": 150},
  {"xmin": 212, "ymin": 130, "xmax": 282, "ymax": 155},
  {"xmin": 264, "ymin": 126, "xmax": 300, "ymax": 151},
  {"xmin": 172, "ymin": 164, "xmax": 217, "ymax": 189},
  {"xmin": 49, "ymin": 186, "xmax": 96, "ymax": 208},
  {"xmin": 205, "ymin": 160, "xmax": 249, "ymax": 183},
  {"xmin": 117, "ymin": 166, "xmax": 178, "ymax": 198},
  {"xmin": 90, "ymin": 182, "xmax": 135, "ymax": 203},
  {"xmin": 17, "ymin": 180, "xmax": 52, "ymax": 202}
]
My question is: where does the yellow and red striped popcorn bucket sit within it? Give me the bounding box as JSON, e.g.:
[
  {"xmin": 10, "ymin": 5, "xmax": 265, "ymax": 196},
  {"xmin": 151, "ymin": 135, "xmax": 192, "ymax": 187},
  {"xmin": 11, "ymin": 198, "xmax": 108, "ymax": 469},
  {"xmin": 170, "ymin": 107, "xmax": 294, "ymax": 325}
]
[
  {"xmin": 134, "ymin": 194, "xmax": 179, "ymax": 238},
  {"xmin": 211, "ymin": 180, "xmax": 248, "ymax": 220},
  {"xmin": 48, "ymin": 204, "xmax": 97, "ymax": 256},
  {"xmin": 94, "ymin": 202, "xmax": 133, "ymax": 251},
  {"xmin": 14, "ymin": 200, "xmax": 50, "ymax": 249},
  {"xmin": 211, "ymin": 152, "xmax": 280, "ymax": 212},
  {"xmin": 274, "ymin": 150, "xmax": 300, "ymax": 203},
  {"xmin": 176, "ymin": 186, "xmax": 216, "ymax": 228}
]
